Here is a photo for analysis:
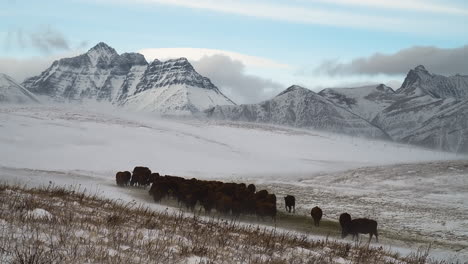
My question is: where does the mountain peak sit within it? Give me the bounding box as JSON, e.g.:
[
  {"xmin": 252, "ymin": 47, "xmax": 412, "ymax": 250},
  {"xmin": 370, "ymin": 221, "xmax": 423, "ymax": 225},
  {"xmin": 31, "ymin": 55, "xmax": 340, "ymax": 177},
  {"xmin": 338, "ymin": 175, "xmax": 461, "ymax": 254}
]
[
  {"xmin": 86, "ymin": 42, "xmax": 118, "ymax": 66},
  {"xmin": 398, "ymin": 65, "xmax": 433, "ymax": 95},
  {"xmin": 414, "ymin": 65, "xmax": 426, "ymax": 71},
  {"xmin": 413, "ymin": 65, "xmax": 430, "ymax": 74},
  {"xmin": 276, "ymin": 85, "xmax": 309, "ymax": 97},
  {"xmin": 376, "ymin": 84, "xmax": 395, "ymax": 93},
  {"xmin": 88, "ymin": 42, "xmax": 116, "ymax": 53}
]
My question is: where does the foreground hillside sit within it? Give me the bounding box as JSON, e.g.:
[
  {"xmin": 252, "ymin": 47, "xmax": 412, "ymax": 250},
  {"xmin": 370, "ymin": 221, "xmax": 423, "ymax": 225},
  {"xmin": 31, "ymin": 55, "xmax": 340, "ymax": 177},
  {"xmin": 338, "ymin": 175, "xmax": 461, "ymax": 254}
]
[{"xmin": 0, "ymin": 184, "xmax": 443, "ymax": 264}]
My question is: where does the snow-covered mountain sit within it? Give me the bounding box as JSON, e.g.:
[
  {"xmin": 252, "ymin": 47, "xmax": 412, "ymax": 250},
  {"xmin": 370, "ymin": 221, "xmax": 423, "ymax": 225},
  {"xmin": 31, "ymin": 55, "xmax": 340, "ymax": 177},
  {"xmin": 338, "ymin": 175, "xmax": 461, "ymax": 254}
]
[
  {"xmin": 0, "ymin": 73, "xmax": 40, "ymax": 104},
  {"xmin": 22, "ymin": 42, "xmax": 234, "ymax": 114},
  {"xmin": 123, "ymin": 58, "xmax": 235, "ymax": 114},
  {"xmin": 319, "ymin": 84, "xmax": 403, "ymax": 121},
  {"xmin": 320, "ymin": 66, "xmax": 468, "ymax": 153},
  {"xmin": 397, "ymin": 65, "xmax": 468, "ymax": 99},
  {"xmin": 206, "ymin": 85, "xmax": 389, "ymax": 139},
  {"xmin": 370, "ymin": 66, "xmax": 468, "ymax": 153}
]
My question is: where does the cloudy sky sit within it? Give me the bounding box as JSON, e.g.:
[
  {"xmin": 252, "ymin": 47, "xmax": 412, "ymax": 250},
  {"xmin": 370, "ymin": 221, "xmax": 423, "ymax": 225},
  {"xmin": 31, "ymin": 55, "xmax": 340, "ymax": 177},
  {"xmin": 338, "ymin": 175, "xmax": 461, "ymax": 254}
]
[{"xmin": 1, "ymin": 0, "xmax": 467, "ymax": 103}]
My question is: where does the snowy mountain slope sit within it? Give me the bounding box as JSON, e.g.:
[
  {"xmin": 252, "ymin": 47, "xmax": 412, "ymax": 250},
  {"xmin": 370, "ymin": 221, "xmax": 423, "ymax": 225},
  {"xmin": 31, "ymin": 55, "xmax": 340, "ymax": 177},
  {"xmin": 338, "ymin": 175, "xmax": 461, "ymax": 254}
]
[
  {"xmin": 0, "ymin": 73, "xmax": 40, "ymax": 104},
  {"xmin": 319, "ymin": 84, "xmax": 403, "ymax": 121},
  {"xmin": 207, "ymin": 85, "xmax": 389, "ymax": 139},
  {"xmin": 125, "ymin": 84, "xmax": 236, "ymax": 115},
  {"xmin": 22, "ymin": 43, "xmax": 234, "ymax": 113},
  {"xmin": 122, "ymin": 58, "xmax": 235, "ymax": 114},
  {"xmin": 399, "ymin": 100, "xmax": 468, "ymax": 153},
  {"xmin": 397, "ymin": 65, "xmax": 468, "ymax": 99}
]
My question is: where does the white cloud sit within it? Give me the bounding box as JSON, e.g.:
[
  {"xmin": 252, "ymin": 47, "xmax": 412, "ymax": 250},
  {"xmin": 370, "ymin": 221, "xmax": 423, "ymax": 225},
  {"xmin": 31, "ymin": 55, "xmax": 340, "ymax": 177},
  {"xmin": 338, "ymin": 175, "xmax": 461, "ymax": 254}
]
[
  {"xmin": 122, "ymin": 0, "xmax": 467, "ymax": 34},
  {"xmin": 308, "ymin": 0, "xmax": 468, "ymax": 15},
  {"xmin": 139, "ymin": 48, "xmax": 289, "ymax": 69}
]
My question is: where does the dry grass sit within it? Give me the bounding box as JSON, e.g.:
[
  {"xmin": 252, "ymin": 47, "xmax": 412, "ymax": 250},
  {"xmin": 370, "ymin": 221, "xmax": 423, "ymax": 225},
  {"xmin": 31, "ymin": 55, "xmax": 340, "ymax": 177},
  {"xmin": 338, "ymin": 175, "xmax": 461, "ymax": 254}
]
[{"xmin": 0, "ymin": 183, "xmax": 452, "ymax": 264}]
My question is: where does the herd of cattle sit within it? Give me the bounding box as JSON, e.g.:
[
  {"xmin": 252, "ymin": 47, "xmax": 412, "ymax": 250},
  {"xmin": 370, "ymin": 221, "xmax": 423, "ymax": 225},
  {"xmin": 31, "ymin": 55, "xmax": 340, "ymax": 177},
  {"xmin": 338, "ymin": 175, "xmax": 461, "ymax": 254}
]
[{"xmin": 116, "ymin": 167, "xmax": 379, "ymax": 243}]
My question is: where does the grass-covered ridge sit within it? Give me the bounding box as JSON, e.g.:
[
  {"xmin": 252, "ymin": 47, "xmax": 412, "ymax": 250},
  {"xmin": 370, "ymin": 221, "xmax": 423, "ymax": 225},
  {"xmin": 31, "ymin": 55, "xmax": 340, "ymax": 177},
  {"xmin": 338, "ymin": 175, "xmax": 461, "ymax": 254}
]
[{"xmin": 0, "ymin": 183, "xmax": 444, "ymax": 264}]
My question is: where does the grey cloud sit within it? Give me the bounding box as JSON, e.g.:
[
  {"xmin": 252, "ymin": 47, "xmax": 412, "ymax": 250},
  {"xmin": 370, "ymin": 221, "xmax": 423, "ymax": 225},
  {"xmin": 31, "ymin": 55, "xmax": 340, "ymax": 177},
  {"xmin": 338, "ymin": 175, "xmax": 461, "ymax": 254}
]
[
  {"xmin": 315, "ymin": 45, "xmax": 468, "ymax": 76},
  {"xmin": 4, "ymin": 25, "xmax": 70, "ymax": 54},
  {"xmin": 0, "ymin": 51, "xmax": 82, "ymax": 82},
  {"xmin": 0, "ymin": 57, "xmax": 53, "ymax": 82},
  {"xmin": 191, "ymin": 55, "xmax": 283, "ymax": 104}
]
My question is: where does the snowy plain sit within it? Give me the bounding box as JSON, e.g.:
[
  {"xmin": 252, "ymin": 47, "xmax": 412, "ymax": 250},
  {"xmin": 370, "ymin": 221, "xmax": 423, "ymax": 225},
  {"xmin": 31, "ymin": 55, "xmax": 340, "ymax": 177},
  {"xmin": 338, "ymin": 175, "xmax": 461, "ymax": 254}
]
[{"xmin": 0, "ymin": 104, "xmax": 467, "ymax": 261}]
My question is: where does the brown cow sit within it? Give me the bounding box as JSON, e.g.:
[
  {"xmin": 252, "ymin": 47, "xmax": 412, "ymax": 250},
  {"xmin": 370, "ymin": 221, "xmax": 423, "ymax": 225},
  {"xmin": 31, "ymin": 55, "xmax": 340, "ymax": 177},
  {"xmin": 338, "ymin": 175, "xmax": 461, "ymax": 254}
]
[
  {"xmin": 115, "ymin": 171, "xmax": 126, "ymax": 186},
  {"xmin": 310, "ymin": 206, "xmax": 323, "ymax": 227},
  {"xmin": 131, "ymin": 166, "xmax": 152, "ymax": 187},
  {"xmin": 256, "ymin": 201, "xmax": 276, "ymax": 221},
  {"xmin": 255, "ymin": 190, "xmax": 268, "ymax": 200},
  {"xmin": 247, "ymin": 184, "xmax": 256, "ymax": 193}
]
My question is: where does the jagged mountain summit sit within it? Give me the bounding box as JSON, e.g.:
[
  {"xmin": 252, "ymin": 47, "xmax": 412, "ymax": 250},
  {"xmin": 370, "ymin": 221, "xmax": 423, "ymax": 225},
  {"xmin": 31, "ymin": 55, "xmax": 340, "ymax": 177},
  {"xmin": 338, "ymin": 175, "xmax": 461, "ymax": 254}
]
[
  {"xmin": 0, "ymin": 74, "xmax": 40, "ymax": 104},
  {"xmin": 207, "ymin": 85, "xmax": 389, "ymax": 139},
  {"xmin": 317, "ymin": 65, "xmax": 468, "ymax": 153},
  {"xmin": 371, "ymin": 65, "xmax": 468, "ymax": 153},
  {"xmin": 22, "ymin": 42, "xmax": 235, "ymax": 114},
  {"xmin": 397, "ymin": 65, "xmax": 468, "ymax": 99},
  {"xmin": 124, "ymin": 58, "xmax": 235, "ymax": 114}
]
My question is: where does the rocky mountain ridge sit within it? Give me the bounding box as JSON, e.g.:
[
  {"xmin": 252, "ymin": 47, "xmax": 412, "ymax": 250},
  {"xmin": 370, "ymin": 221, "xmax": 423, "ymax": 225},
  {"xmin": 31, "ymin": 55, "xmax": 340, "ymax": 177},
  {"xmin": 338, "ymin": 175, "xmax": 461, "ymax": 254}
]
[
  {"xmin": 208, "ymin": 65, "xmax": 468, "ymax": 153},
  {"xmin": 21, "ymin": 42, "xmax": 235, "ymax": 114}
]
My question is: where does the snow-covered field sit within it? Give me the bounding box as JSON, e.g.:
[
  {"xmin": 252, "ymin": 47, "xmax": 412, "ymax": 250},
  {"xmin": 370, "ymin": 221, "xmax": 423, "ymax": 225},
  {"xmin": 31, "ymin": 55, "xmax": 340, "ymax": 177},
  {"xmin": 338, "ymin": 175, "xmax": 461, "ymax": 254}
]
[{"xmin": 0, "ymin": 104, "xmax": 467, "ymax": 261}]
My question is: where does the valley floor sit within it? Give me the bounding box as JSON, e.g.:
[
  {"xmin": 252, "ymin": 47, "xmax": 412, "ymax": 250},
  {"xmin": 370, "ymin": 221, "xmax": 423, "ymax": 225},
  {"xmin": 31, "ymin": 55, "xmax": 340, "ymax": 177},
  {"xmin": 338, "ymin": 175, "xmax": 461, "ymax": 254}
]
[{"xmin": 0, "ymin": 104, "xmax": 467, "ymax": 262}]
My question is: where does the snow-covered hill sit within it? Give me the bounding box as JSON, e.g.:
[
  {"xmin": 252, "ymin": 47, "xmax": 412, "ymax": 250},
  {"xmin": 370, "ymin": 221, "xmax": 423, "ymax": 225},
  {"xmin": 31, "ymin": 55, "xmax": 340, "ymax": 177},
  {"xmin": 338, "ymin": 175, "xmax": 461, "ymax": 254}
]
[
  {"xmin": 207, "ymin": 85, "xmax": 389, "ymax": 139},
  {"xmin": 0, "ymin": 73, "xmax": 39, "ymax": 104},
  {"xmin": 0, "ymin": 105, "xmax": 459, "ymax": 178},
  {"xmin": 22, "ymin": 42, "xmax": 234, "ymax": 113},
  {"xmin": 0, "ymin": 105, "xmax": 466, "ymax": 261}
]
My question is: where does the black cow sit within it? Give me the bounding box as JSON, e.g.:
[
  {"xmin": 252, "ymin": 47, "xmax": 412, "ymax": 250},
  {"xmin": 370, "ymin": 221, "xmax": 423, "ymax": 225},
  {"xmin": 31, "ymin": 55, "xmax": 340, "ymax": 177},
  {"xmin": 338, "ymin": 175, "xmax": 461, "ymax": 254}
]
[
  {"xmin": 310, "ymin": 206, "xmax": 322, "ymax": 227},
  {"xmin": 340, "ymin": 214, "xmax": 378, "ymax": 243},
  {"xmin": 284, "ymin": 195, "xmax": 295, "ymax": 213}
]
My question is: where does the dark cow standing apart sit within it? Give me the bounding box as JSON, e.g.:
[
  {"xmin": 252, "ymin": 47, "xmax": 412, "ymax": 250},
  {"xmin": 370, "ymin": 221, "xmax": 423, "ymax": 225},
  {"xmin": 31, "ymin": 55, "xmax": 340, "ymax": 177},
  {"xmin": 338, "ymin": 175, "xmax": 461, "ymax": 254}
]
[
  {"xmin": 284, "ymin": 195, "xmax": 295, "ymax": 213},
  {"xmin": 310, "ymin": 206, "xmax": 323, "ymax": 227},
  {"xmin": 340, "ymin": 213, "xmax": 378, "ymax": 243}
]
